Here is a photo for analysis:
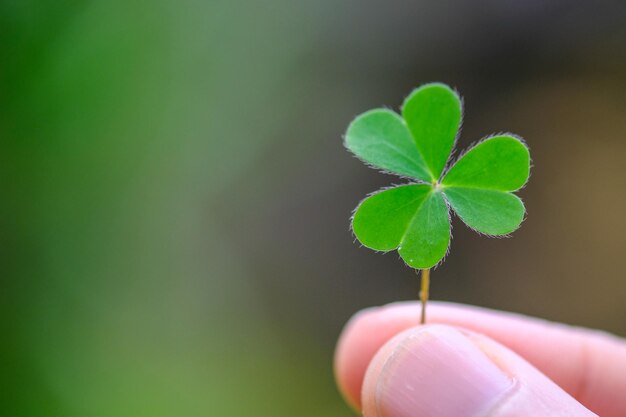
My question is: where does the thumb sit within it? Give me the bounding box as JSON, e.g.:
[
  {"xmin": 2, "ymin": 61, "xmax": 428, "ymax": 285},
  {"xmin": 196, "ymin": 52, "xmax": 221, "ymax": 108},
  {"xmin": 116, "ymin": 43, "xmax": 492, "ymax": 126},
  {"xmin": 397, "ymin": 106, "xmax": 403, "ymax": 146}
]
[{"xmin": 362, "ymin": 325, "xmax": 597, "ymax": 417}]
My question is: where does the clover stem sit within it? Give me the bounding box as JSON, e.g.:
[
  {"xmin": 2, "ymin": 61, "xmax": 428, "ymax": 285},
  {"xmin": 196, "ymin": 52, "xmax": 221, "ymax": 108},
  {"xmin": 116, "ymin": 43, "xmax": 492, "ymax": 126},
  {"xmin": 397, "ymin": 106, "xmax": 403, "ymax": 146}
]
[{"xmin": 419, "ymin": 268, "xmax": 430, "ymax": 325}]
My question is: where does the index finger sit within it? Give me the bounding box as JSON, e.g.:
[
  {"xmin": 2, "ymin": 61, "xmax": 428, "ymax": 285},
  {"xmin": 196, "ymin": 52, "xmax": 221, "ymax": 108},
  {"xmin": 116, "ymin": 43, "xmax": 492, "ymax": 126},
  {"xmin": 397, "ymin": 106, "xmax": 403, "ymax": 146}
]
[{"xmin": 334, "ymin": 301, "xmax": 626, "ymax": 417}]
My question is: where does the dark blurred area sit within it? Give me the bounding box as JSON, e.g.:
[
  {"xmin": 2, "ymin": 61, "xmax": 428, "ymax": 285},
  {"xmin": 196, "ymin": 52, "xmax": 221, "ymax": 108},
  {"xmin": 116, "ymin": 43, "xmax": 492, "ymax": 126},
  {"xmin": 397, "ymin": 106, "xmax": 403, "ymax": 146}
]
[{"xmin": 1, "ymin": 1, "xmax": 625, "ymax": 416}]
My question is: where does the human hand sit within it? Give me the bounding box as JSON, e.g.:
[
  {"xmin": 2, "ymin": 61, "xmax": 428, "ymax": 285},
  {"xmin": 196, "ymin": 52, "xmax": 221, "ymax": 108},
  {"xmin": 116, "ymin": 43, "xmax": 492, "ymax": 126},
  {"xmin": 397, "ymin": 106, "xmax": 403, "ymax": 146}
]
[{"xmin": 334, "ymin": 302, "xmax": 626, "ymax": 416}]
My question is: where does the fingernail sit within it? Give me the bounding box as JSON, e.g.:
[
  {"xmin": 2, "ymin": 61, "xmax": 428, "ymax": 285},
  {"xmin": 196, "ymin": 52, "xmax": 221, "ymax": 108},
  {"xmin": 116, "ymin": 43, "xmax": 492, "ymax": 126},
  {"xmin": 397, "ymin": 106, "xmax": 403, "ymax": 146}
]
[{"xmin": 375, "ymin": 325, "xmax": 512, "ymax": 417}]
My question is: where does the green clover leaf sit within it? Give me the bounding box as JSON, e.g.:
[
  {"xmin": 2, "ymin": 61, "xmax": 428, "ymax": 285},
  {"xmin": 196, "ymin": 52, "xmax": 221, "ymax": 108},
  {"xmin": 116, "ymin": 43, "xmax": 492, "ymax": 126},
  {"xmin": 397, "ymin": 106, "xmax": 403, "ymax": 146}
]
[{"xmin": 345, "ymin": 83, "xmax": 530, "ymax": 269}]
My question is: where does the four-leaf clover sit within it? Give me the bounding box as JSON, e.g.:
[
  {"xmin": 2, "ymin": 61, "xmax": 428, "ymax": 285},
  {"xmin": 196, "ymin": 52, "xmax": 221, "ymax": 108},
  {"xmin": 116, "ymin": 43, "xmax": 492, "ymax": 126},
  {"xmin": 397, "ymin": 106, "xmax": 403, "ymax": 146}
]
[{"xmin": 345, "ymin": 82, "xmax": 530, "ymax": 269}]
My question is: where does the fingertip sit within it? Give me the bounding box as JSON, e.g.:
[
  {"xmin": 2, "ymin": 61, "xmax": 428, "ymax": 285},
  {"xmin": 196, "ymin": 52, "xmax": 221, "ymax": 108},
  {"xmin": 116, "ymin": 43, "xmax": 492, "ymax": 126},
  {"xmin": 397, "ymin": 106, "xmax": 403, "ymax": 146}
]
[
  {"xmin": 361, "ymin": 325, "xmax": 597, "ymax": 417},
  {"xmin": 334, "ymin": 304, "xmax": 420, "ymax": 410},
  {"xmin": 361, "ymin": 325, "xmax": 515, "ymax": 417},
  {"xmin": 334, "ymin": 306, "xmax": 383, "ymax": 410},
  {"xmin": 334, "ymin": 302, "xmax": 624, "ymax": 416}
]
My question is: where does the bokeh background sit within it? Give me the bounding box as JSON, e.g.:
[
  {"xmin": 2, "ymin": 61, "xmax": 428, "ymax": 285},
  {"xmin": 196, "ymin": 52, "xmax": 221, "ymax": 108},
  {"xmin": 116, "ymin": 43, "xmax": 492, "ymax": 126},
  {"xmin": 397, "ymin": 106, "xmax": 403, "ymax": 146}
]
[{"xmin": 1, "ymin": 1, "xmax": 625, "ymax": 416}]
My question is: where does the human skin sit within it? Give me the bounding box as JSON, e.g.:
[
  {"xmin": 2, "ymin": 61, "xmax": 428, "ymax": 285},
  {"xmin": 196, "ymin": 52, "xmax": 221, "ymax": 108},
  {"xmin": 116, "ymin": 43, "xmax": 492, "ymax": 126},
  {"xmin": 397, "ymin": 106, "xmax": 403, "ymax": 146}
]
[{"xmin": 334, "ymin": 302, "xmax": 626, "ymax": 417}]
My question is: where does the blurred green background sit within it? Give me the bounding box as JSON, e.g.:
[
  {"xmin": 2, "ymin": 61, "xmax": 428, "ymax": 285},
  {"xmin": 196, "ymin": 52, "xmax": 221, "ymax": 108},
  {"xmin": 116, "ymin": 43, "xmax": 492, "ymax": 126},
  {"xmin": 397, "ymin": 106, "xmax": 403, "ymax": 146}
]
[{"xmin": 1, "ymin": 1, "xmax": 625, "ymax": 416}]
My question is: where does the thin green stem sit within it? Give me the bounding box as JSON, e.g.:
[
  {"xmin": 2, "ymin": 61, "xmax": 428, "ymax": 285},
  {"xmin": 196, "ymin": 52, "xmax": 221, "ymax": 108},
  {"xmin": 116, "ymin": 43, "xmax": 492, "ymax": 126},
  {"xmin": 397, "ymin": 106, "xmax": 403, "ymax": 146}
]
[{"xmin": 419, "ymin": 268, "xmax": 430, "ymax": 325}]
